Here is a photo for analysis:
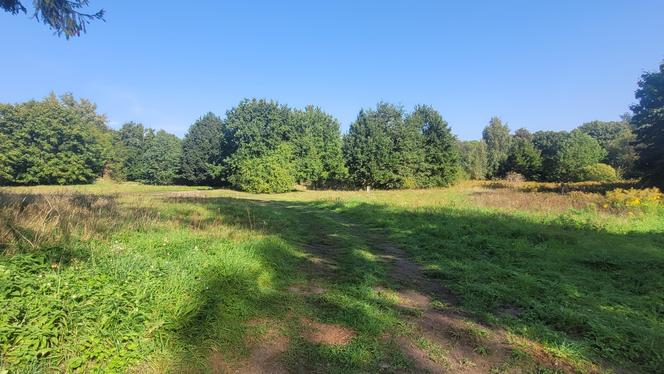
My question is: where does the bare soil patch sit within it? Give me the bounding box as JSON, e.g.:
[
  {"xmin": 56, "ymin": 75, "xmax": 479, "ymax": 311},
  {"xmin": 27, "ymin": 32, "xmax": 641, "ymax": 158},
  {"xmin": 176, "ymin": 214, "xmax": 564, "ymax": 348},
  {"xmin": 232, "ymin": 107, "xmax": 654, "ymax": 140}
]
[
  {"xmin": 300, "ymin": 317, "xmax": 356, "ymax": 346},
  {"xmin": 208, "ymin": 320, "xmax": 289, "ymax": 374}
]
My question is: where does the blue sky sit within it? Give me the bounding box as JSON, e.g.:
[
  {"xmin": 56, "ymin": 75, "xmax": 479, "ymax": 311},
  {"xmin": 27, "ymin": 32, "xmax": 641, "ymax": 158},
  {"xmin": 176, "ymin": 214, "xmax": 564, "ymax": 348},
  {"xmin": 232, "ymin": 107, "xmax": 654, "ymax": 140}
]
[{"xmin": 1, "ymin": 1, "xmax": 663, "ymax": 139}]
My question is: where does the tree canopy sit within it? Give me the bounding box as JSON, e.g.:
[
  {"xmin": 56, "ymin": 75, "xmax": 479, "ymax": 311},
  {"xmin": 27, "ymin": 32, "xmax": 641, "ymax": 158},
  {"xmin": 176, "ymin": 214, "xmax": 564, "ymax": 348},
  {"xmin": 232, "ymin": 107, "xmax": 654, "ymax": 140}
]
[
  {"xmin": 1, "ymin": 0, "xmax": 104, "ymax": 38},
  {"xmin": 180, "ymin": 112, "xmax": 224, "ymax": 186},
  {"xmin": 3, "ymin": 59, "xmax": 664, "ymax": 192},
  {"xmin": 632, "ymin": 62, "xmax": 664, "ymax": 188},
  {"xmin": 0, "ymin": 93, "xmax": 107, "ymax": 185},
  {"xmin": 482, "ymin": 117, "xmax": 511, "ymax": 179}
]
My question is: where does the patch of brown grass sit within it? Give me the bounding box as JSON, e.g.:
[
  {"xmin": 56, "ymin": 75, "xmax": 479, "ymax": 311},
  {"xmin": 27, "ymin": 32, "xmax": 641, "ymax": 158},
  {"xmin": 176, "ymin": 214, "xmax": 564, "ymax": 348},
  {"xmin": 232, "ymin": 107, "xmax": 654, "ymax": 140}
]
[
  {"xmin": 468, "ymin": 186, "xmax": 603, "ymax": 214},
  {"xmin": 300, "ymin": 317, "xmax": 356, "ymax": 346},
  {"xmin": 0, "ymin": 191, "xmax": 160, "ymax": 252}
]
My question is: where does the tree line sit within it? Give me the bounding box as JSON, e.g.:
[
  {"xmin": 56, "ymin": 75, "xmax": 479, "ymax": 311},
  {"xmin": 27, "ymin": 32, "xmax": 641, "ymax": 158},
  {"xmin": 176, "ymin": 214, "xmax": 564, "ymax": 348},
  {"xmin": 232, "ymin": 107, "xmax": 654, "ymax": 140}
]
[
  {"xmin": 1, "ymin": 62, "xmax": 662, "ymax": 191},
  {"xmin": 460, "ymin": 115, "xmax": 636, "ymax": 183}
]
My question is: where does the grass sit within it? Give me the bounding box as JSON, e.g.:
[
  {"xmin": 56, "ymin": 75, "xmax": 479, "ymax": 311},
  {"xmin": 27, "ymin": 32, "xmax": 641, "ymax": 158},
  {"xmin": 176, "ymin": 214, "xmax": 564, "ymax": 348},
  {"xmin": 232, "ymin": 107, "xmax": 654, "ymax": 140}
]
[{"xmin": 1, "ymin": 180, "xmax": 663, "ymax": 372}]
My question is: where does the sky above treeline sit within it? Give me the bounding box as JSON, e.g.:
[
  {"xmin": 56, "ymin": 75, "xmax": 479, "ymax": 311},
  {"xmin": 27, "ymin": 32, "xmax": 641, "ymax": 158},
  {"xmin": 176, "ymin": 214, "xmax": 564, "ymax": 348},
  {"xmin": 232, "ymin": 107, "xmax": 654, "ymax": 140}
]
[{"xmin": 1, "ymin": 0, "xmax": 663, "ymax": 140}]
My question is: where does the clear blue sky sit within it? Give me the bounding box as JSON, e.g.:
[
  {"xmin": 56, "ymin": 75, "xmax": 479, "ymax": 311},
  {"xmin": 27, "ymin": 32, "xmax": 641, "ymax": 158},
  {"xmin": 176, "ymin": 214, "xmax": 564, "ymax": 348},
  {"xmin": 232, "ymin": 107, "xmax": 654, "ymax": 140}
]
[{"xmin": 2, "ymin": 1, "xmax": 663, "ymax": 139}]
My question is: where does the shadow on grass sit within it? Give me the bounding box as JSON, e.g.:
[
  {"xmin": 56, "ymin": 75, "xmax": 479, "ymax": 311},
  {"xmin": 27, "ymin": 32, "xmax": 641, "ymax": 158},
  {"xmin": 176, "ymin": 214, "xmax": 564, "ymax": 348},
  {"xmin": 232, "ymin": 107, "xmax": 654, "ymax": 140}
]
[
  {"xmin": 2, "ymin": 190, "xmax": 662, "ymax": 372},
  {"xmin": 162, "ymin": 195, "xmax": 664, "ymax": 372}
]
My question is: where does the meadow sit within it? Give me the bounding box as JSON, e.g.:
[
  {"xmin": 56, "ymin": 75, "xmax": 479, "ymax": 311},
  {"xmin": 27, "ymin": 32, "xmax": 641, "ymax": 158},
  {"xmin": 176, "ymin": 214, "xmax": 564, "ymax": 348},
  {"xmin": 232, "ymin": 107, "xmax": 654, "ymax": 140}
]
[{"xmin": 1, "ymin": 181, "xmax": 663, "ymax": 373}]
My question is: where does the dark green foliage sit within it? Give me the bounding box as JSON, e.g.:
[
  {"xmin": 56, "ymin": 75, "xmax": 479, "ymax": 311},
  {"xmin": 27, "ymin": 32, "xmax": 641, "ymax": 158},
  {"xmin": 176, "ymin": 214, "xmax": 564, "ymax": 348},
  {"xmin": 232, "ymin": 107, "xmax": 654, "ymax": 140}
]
[
  {"xmin": 344, "ymin": 103, "xmax": 420, "ymax": 189},
  {"xmin": 141, "ymin": 130, "xmax": 182, "ymax": 185},
  {"xmin": 406, "ymin": 105, "xmax": 460, "ymax": 187},
  {"xmin": 551, "ymin": 130, "xmax": 606, "ymax": 182},
  {"xmin": 578, "ymin": 120, "xmax": 637, "ymax": 177},
  {"xmin": 513, "ymin": 127, "xmax": 533, "ymax": 142},
  {"xmin": 0, "ymin": 94, "xmax": 106, "ymax": 185},
  {"xmin": 291, "ymin": 106, "xmax": 347, "ymax": 187},
  {"xmin": 221, "ymin": 99, "xmax": 296, "ymax": 191},
  {"xmin": 344, "ymin": 103, "xmax": 460, "ymax": 189},
  {"xmin": 580, "ymin": 163, "xmax": 618, "ymax": 182},
  {"xmin": 632, "ymin": 62, "xmax": 664, "ymax": 188},
  {"xmin": 458, "ymin": 140, "xmax": 488, "ymax": 180},
  {"xmin": 501, "ymin": 134, "xmax": 542, "ymax": 180},
  {"xmin": 482, "ymin": 117, "xmax": 511, "ymax": 178},
  {"xmin": 180, "ymin": 113, "xmax": 224, "ymax": 186},
  {"xmin": 116, "ymin": 123, "xmax": 182, "ymax": 185},
  {"xmin": 117, "ymin": 122, "xmax": 148, "ymax": 181},
  {"xmin": 1, "ymin": 0, "xmax": 104, "ymax": 38},
  {"xmin": 532, "ymin": 131, "xmax": 570, "ymax": 181},
  {"xmin": 228, "ymin": 144, "xmax": 295, "ymax": 193}
]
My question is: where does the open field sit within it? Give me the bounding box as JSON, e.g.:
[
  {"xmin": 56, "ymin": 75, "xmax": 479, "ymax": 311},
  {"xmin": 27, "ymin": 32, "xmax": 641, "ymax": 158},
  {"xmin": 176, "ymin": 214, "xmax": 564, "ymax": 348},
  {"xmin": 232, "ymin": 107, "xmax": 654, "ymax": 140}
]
[{"xmin": 1, "ymin": 181, "xmax": 663, "ymax": 373}]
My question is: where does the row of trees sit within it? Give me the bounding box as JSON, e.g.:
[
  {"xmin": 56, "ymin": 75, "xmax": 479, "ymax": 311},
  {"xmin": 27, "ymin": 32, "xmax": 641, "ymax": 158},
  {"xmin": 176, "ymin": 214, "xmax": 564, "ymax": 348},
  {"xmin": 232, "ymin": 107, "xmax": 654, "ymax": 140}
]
[
  {"xmin": 1, "ymin": 62, "xmax": 662, "ymax": 190},
  {"xmin": 0, "ymin": 97, "xmax": 458, "ymax": 192},
  {"xmin": 459, "ymin": 116, "xmax": 636, "ymax": 182}
]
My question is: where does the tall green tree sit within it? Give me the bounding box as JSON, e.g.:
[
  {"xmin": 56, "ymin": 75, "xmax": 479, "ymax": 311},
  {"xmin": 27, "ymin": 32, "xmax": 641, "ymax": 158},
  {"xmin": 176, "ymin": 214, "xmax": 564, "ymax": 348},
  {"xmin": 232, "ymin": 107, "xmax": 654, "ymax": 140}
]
[
  {"xmin": 0, "ymin": 94, "xmax": 105, "ymax": 185},
  {"xmin": 117, "ymin": 122, "xmax": 148, "ymax": 181},
  {"xmin": 482, "ymin": 117, "xmax": 511, "ymax": 178},
  {"xmin": 458, "ymin": 140, "xmax": 488, "ymax": 180},
  {"xmin": 532, "ymin": 130, "xmax": 568, "ymax": 181},
  {"xmin": 578, "ymin": 120, "xmax": 637, "ymax": 177},
  {"xmin": 1, "ymin": 0, "xmax": 104, "ymax": 38},
  {"xmin": 406, "ymin": 105, "xmax": 460, "ymax": 186},
  {"xmin": 501, "ymin": 132, "xmax": 542, "ymax": 180},
  {"xmin": 179, "ymin": 112, "xmax": 224, "ymax": 186},
  {"xmin": 221, "ymin": 99, "xmax": 295, "ymax": 191},
  {"xmin": 116, "ymin": 123, "xmax": 182, "ymax": 185},
  {"xmin": 291, "ymin": 106, "xmax": 346, "ymax": 187},
  {"xmin": 344, "ymin": 103, "xmax": 419, "ymax": 189},
  {"xmin": 140, "ymin": 130, "xmax": 182, "ymax": 185},
  {"xmin": 631, "ymin": 62, "xmax": 664, "ymax": 187},
  {"xmin": 551, "ymin": 130, "xmax": 606, "ymax": 182}
]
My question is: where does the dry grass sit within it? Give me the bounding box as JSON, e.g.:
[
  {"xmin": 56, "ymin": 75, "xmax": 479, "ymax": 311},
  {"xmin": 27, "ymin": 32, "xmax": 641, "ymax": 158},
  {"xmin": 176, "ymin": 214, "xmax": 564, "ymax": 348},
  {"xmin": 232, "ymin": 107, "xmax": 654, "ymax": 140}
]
[
  {"xmin": 468, "ymin": 180, "xmax": 663, "ymax": 216},
  {"xmin": 467, "ymin": 185, "xmax": 604, "ymax": 214},
  {"xmin": 0, "ymin": 191, "xmax": 161, "ymax": 253}
]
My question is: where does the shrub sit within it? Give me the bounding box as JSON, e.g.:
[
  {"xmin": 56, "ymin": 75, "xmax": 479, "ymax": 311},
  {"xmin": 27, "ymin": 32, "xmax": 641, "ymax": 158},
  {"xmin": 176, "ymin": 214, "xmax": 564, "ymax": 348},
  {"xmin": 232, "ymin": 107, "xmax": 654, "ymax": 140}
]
[
  {"xmin": 504, "ymin": 171, "xmax": 526, "ymax": 184},
  {"xmin": 604, "ymin": 187, "xmax": 662, "ymax": 210},
  {"xmin": 228, "ymin": 145, "xmax": 295, "ymax": 193},
  {"xmin": 580, "ymin": 163, "xmax": 618, "ymax": 182}
]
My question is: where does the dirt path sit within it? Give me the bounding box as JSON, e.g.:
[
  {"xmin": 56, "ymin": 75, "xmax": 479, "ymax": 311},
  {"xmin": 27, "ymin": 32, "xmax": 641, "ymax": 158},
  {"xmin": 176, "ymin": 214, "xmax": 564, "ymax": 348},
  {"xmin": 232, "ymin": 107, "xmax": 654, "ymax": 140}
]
[{"xmin": 212, "ymin": 204, "xmax": 593, "ymax": 373}]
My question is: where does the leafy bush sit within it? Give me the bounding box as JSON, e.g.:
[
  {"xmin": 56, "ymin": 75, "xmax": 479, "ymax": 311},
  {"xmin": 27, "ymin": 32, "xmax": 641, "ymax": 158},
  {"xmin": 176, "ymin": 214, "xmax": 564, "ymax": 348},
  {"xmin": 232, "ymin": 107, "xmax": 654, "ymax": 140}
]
[
  {"xmin": 228, "ymin": 145, "xmax": 295, "ymax": 193},
  {"xmin": 580, "ymin": 163, "xmax": 618, "ymax": 182}
]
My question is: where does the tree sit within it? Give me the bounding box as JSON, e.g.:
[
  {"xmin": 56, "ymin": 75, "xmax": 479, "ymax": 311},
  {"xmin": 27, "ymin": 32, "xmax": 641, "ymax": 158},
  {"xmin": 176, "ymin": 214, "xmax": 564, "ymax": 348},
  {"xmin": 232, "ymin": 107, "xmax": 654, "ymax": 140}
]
[
  {"xmin": 221, "ymin": 99, "xmax": 296, "ymax": 191},
  {"xmin": 116, "ymin": 123, "xmax": 182, "ymax": 185},
  {"xmin": 140, "ymin": 130, "xmax": 182, "ymax": 185},
  {"xmin": 501, "ymin": 135, "xmax": 542, "ymax": 180},
  {"xmin": 578, "ymin": 120, "xmax": 637, "ymax": 176},
  {"xmin": 228, "ymin": 143, "xmax": 295, "ymax": 193},
  {"xmin": 290, "ymin": 106, "xmax": 346, "ymax": 187},
  {"xmin": 0, "ymin": 93, "xmax": 105, "ymax": 185},
  {"xmin": 117, "ymin": 122, "xmax": 148, "ymax": 181},
  {"xmin": 482, "ymin": 117, "xmax": 511, "ymax": 178},
  {"xmin": 1, "ymin": 0, "xmax": 104, "ymax": 38},
  {"xmin": 532, "ymin": 130, "xmax": 568, "ymax": 181},
  {"xmin": 458, "ymin": 140, "xmax": 488, "ymax": 180},
  {"xmin": 551, "ymin": 130, "xmax": 606, "ymax": 181},
  {"xmin": 514, "ymin": 127, "xmax": 534, "ymax": 142},
  {"xmin": 179, "ymin": 112, "xmax": 224, "ymax": 186},
  {"xmin": 344, "ymin": 103, "xmax": 420, "ymax": 189},
  {"xmin": 631, "ymin": 62, "xmax": 664, "ymax": 188},
  {"xmin": 406, "ymin": 105, "xmax": 460, "ymax": 186}
]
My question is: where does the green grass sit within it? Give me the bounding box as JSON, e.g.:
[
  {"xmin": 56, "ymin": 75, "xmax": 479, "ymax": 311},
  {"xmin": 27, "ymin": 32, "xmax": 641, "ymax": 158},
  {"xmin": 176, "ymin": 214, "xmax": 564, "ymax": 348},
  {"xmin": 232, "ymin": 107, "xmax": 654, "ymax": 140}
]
[{"xmin": 1, "ymin": 181, "xmax": 663, "ymax": 372}]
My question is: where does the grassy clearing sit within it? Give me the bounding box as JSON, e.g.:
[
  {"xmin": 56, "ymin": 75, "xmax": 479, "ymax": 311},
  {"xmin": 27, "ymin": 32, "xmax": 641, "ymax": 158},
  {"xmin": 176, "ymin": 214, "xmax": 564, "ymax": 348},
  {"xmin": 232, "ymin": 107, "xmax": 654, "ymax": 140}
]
[{"xmin": 1, "ymin": 181, "xmax": 663, "ymax": 373}]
